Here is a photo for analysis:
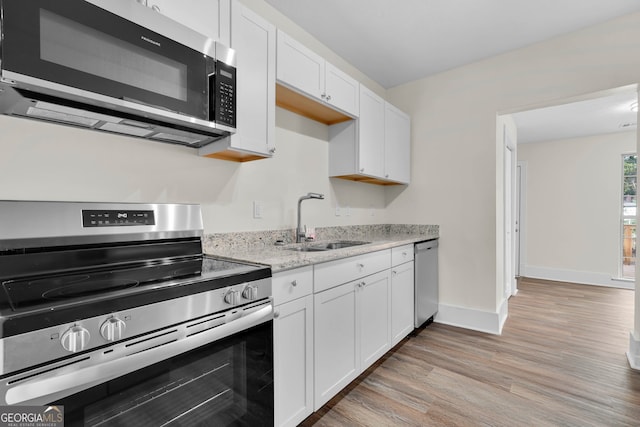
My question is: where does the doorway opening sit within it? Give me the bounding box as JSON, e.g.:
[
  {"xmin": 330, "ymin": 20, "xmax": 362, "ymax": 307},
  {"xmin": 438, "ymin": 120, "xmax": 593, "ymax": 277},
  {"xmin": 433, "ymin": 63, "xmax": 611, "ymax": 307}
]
[{"xmin": 499, "ymin": 85, "xmax": 638, "ymax": 295}]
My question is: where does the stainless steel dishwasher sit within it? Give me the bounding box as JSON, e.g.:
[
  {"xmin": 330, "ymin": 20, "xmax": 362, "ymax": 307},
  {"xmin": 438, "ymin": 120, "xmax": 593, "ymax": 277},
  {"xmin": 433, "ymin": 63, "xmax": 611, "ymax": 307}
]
[{"xmin": 415, "ymin": 239, "xmax": 439, "ymax": 328}]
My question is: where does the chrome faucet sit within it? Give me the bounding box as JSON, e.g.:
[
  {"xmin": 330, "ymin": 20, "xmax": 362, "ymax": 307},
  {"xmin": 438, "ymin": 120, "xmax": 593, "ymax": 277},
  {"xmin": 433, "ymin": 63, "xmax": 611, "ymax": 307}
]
[{"xmin": 297, "ymin": 192, "xmax": 325, "ymax": 243}]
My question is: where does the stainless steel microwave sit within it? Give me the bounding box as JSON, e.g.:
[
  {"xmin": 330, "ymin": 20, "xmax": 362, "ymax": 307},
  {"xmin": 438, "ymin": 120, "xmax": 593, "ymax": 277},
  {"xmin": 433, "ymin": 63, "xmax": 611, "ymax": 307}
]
[{"xmin": 0, "ymin": 0, "xmax": 236, "ymax": 148}]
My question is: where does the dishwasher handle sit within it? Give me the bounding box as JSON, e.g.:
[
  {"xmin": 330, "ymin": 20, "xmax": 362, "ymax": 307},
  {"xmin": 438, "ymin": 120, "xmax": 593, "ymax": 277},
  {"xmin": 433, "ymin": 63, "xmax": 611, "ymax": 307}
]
[{"xmin": 415, "ymin": 239, "xmax": 438, "ymax": 252}]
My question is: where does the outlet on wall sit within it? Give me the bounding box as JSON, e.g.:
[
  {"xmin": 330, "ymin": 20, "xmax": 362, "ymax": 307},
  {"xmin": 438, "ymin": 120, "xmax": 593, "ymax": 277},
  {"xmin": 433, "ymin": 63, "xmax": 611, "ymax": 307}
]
[{"xmin": 253, "ymin": 201, "xmax": 263, "ymax": 219}]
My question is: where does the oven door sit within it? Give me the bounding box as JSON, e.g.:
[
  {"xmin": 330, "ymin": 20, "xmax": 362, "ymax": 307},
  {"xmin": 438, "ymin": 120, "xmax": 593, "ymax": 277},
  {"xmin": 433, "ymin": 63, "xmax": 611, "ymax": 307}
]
[
  {"xmin": 0, "ymin": 0, "xmax": 210, "ymax": 120},
  {"xmin": 55, "ymin": 320, "xmax": 273, "ymax": 427},
  {"xmin": 1, "ymin": 301, "xmax": 273, "ymax": 426}
]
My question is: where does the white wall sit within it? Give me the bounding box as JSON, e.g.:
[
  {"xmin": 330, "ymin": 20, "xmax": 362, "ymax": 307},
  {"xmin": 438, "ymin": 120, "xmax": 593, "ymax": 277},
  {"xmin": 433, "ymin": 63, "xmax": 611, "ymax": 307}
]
[
  {"xmin": 385, "ymin": 12, "xmax": 640, "ymax": 330},
  {"xmin": 0, "ymin": 107, "xmax": 388, "ymax": 232},
  {"xmin": 517, "ymin": 132, "xmax": 635, "ymax": 286}
]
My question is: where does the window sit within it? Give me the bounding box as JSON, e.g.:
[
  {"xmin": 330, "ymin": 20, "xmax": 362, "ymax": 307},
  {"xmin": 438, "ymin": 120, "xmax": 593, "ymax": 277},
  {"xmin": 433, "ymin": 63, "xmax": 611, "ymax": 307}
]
[{"xmin": 622, "ymin": 154, "xmax": 636, "ymax": 279}]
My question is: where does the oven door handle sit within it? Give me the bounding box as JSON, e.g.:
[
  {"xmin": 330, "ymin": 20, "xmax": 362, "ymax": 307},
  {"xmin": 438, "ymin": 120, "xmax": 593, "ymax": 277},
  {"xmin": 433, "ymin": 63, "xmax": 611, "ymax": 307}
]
[{"xmin": 5, "ymin": 302, "xmax": 273, "ymax": 406}]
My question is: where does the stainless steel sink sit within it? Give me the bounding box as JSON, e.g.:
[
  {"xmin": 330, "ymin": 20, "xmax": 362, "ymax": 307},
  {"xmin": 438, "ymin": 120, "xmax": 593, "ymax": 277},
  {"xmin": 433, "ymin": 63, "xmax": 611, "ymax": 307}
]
[{"xmin": 287, "ymin": 240, "xmax": 370, "ymax": 252}]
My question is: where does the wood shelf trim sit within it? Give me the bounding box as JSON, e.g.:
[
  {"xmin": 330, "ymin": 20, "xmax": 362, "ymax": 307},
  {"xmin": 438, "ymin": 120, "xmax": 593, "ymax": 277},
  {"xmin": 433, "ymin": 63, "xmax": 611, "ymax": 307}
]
[
  {"xmin": 201, "ymin": 149, "xmax": 267, "ymax": 162},
  {"xmin": 331, "ymin": 174, "xmax": 404, "ymax": 186},
  {"xmin": 276, "ymin": 83, "xmax": 352, "ymax": 125}
]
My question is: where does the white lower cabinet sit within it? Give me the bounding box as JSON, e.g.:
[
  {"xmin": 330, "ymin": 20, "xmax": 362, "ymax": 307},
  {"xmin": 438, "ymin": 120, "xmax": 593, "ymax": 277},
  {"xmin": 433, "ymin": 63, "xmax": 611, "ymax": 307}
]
[
  {"xmin": 313, "ymin": 268, "xmax": 391, "ymax": 410},
  {"xmin": 391, "ymin": 260, "xmax": 415, "ymax": 346},
  {"xmin": 274, "ymin": 247, "xmax": 415, "ymax": 421},
  {"xmin": 391, "ymin": 245, "xmax": 415, "ymax": 346},
  {"xmin": 359, "ymin": 270, "xmax": 392, "ymax": 368},
  {"xmin": 273, "ymin": 267, "xmax": 314, "ymax": 427},
  {"xmin": 313, "ymin": 280, "xmax": 358, "ymax": 410},
  {"xmin": 274, "ymin": 295, "xmax": 313, "ymax": 427}
]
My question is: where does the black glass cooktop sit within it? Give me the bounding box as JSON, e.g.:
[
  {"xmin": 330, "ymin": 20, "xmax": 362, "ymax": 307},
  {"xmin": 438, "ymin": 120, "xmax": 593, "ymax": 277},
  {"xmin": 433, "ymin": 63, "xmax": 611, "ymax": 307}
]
[{"xmin": 1, "ymin": 256, "xmax": 263, "ymax": 312}]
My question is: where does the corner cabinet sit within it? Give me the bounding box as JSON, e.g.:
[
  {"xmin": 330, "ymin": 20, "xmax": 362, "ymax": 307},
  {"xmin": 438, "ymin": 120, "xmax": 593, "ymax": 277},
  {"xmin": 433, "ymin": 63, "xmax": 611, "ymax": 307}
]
[
  {"xmin": 276, "ymin": 30, "xmax": 359, "ymax": 124},
  {"xmin": 199, "ymin": 0, "xmax": 276, "ymax": 161},
  {"xmin": 329, "ymin": 85, "xmax": 411, "ymax": 185},
  {"xmin": 148, "ymin": 0, "xmax": 231, "ymax": 46}
]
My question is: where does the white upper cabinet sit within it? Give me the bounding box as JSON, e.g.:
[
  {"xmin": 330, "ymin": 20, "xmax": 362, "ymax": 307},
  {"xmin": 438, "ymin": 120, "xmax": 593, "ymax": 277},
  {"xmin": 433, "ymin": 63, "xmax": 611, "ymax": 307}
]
[
  {"xmin": 276, "ymin": 30, "xmax": 359, "ymax": 118},
  {"xmin": 199, "ymin": 0, "xmax": 276, "ymax": 161},
  {"xmin": 384, "ymin": 102, "xmax": 411, "ymax": 184},
  {"xmin": 357, "ymin": 85, "xmax": 386, "ymax": 178},
  {"xmin": 324, "ymin": 63, "xmax": 360, "ymax": 118},
  {"xmin": 276, "ymin": 30, "xmax": 325, "ymax": 101},
  {"xmin": 329, "ymin": 85, "xmax": 411, "ymax": 185},
  {"xmin": 148, "ymin": 0, "xmax": 231, "ymax": 45}
]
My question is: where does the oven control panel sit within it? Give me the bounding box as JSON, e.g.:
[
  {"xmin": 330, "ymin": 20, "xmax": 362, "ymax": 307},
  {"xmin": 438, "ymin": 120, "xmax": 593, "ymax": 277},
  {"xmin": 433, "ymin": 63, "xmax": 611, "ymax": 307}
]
[{"xmin": 82, "ymin": 210, "xmax": 156, "ymax": 227}]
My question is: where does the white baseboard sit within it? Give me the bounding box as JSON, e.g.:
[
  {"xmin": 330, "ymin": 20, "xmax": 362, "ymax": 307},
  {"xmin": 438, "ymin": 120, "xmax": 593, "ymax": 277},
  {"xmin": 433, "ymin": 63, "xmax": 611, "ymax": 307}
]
[
  {"xmin": 435, "ymin": 302, "xmax": 505, "ymax": 335},
  {"xmin": 627, "ymin": 332, "xmax": 640, "ymax": 370},
  {"xmin": 522, "ymin": 265, "xmax": 634, "ymax": 290}
]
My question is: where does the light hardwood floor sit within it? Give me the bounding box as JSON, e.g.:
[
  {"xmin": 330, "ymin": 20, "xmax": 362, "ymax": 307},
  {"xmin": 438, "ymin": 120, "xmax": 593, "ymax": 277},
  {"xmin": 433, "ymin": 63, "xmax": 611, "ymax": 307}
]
[{"xmin": 301, "ymin": 278, "xmax": 640, "ymax": 426}]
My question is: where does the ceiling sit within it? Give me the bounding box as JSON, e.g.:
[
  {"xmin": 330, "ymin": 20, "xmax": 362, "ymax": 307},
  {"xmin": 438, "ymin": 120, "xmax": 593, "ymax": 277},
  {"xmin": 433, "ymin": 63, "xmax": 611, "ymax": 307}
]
[
  {"xmin": 266, "ymin": 0, "xmax": 640, "ymax": 143},
  {"xmin": 512, "ymin": 91, "xmax": 638, "ymax": 144},
  {"xmin": 265, "ymin": 0, "xmax": 640, "ymax": 89}
]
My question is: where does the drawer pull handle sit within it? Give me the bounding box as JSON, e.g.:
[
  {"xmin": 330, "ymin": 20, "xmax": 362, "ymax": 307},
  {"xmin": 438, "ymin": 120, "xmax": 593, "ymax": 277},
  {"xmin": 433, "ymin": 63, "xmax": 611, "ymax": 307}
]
[
  {"xmin": 274, "ymin": 311, "xmax": 280, "ymax": 319},
  {"xmin": 291, "ymin": 280, "xmax": 298, "ymax": 287},
  {"xmin": 357, "ymin": 263, "xmax": 364, "ymax": 268},
  {"xmin": 402, "ymin": 252, "xmax": 407, "ymax": 256}
]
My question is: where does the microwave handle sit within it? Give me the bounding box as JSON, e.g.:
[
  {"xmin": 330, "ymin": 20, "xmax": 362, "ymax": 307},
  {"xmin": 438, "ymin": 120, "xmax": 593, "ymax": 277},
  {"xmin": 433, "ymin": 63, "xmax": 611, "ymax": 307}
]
[{"xmin": 5, "ymin": 303, "xmax": 273, "ymax": 405}]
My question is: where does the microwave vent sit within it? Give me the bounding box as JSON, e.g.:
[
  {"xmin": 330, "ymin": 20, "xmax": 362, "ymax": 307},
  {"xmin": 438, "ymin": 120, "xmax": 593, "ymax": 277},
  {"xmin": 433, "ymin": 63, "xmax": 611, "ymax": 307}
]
[
  {"xmin": 99, "ymin": 122, "xmax": 155, "ymax": 137},
  {"xmin": 151, "ymin": 132, "xmax": 206, "ymax": 145},
  {"xmin": 26, "ymin": 106, "xmax": 99, "ymax": 127}
]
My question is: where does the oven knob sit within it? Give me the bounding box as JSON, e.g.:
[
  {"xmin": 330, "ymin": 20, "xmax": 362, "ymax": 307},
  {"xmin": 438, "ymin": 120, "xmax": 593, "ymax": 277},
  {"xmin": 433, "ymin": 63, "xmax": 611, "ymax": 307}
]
[
  {"xmin": 224, "ymin": 289, "xmax": 240, "ymax": 305},
  {"xmin": 100, "ymin": 317, "xmax": 126, "ymax": 342},
  {"xmin": 60, "ymin": 325, "xmax": 90, "ymax": 353},
  {"xmin": 242, "ymin": 285, "xmax": 258, "ymax": 301}
]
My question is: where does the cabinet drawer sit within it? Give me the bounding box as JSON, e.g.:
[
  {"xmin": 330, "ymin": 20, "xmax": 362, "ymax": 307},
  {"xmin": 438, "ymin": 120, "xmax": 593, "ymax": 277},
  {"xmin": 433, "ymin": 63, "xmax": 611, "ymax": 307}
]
[
  {"xmin": 314, "ymin": 249, "xmax": 391, "ymax": 293},
  {"xmin": 392, "ymin": 244, "xmax": 414, "ymax": 266},
  {"xmin": 273, "ymin": 266, "xmax": 314, "ymax": 305}
]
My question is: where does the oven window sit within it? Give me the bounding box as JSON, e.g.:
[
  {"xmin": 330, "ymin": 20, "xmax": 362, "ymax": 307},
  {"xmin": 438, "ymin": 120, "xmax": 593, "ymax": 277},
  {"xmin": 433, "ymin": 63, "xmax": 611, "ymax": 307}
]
[
  {"xmin": 39, "ymin": 9, "xmax": 188, "ymax": 101},
  {"xmin": 55, "ymin": 322, "xmax": 273, "ymax": 426}
]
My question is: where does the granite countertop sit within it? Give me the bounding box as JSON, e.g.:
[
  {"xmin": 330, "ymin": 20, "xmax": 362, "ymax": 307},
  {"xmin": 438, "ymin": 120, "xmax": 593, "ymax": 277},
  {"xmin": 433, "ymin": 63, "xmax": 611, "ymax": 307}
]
[{"xmin": 203, "ymin": 224, "xmax": 438, "ymax": 273}]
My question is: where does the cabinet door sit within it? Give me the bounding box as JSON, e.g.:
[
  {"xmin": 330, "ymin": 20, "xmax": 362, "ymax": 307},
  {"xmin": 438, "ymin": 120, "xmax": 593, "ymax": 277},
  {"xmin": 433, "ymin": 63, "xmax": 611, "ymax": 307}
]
[
  {"xmin": 359, "ymin": 270, "xmax": 391, "ymax": 369},
  {"xmin": 325, "ymin": 62, "xmax": 359, "ymax": 117},
  {"xmin": 276, "ymin": 30, "xmax": 325, "ymax": 101},
  {"xmin": 229, "ymin": 0, "xmax": 275, "ymax": 156},
  {"xmin": 357, "ymin": 85, "xmax": 385, "ymax": 178},
  {"xmin": 391, "ymin": 261, "xmax": 415, "ymax": 346},
  {"xmin": 314, "ymin": 281, "xmax": 359, "ymax": 410},
  {"xmin": 384, "ymin": 102, "xmax": 411, "ymax": 184},
  {"xmin": 149, "ymin": 0, "xmax": 230, "ymax": 45},
  {"xmin": 274, "ymin": 295, "xmax": 313, "ymax": 427}
]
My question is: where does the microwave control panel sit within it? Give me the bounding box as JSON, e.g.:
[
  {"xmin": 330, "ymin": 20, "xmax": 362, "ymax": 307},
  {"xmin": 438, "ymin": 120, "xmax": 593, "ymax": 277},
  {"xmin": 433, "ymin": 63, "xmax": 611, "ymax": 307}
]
[{"xmin": 212, "ymin": 61, "xmax": 236, "ymax": 128}]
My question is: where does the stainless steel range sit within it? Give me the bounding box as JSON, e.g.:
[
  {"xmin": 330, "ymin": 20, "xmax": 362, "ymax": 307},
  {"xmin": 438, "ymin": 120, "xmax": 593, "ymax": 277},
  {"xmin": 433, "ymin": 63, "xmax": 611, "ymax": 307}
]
[{"xmin": 0, "ymin": 201, "xmax": 273, "ymax": 426}]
